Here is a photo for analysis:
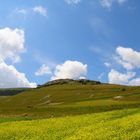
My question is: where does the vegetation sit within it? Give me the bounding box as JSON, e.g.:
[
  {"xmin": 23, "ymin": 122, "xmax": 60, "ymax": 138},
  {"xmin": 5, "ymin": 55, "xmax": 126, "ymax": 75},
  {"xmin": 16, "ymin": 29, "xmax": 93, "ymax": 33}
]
[
  {"xmin": 39, "ymin": 79, "xmax": 101, "ymax": 87},
  {"xmin": 0, "ymin": 79, "xmax": 140, "ymax": 139},
  {"xmin": 0, "ymin": 108, "xmax": 139, "ymax": 140},
  {"xmin": 0, "ymin": 80, "xmax": 140, "ymax": 118},
  {"xmin": 0, "ymin": 88, "xmax": 29, "ymax": 96}
]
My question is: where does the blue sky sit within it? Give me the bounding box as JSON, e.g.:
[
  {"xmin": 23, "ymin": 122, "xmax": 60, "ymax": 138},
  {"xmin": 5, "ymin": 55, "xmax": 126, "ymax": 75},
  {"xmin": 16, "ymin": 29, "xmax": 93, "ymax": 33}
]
[{"xmin": 0, "ymin": 0, "xmax": 140, "ymax": 88}]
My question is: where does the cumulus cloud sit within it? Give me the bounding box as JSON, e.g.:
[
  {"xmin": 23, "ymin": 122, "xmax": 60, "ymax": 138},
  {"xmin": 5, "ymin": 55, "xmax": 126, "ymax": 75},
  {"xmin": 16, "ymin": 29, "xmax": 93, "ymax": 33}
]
[
  {"xmin": 115, "ymin": 46, "xmax": 140, "ymax": 70},
  {"xmin": 0, "ymin": 62, "xmax": 36, "ymax": 88},
  {"xmin": 33, "ymin": 6, "xmax": 47, "ymax": 16},
  {"xmin": 35, "ymin": 64, "xmax": 52, "ymax": 76},
  {"xmin": 100, "ymin": 0, "xmax": 127, "ymax": 9},
  {"xmin": 106, "ymin": 46, "xmax": 140, "ymax": 86},
  {"xmin": 65, "ymin": 0, "xmax": 81, "ymax": 5},
  {"xmin": 0, "ymin": 28, "xmax": 25, "ymax": 63},
  {"xmin": 105, "ymin": 46, "xmax": 140, "ymax": 86},
  {"xmin": 108, "ymin": 69, "xmax": 140, "ymax": 86},
  {"xmin": 51, "ymin": 60, "xmax": 87, "ymax": 80},
  {"xmin": 0, "ymin": 27, "xmax": 36, "ymax": 88},
  {"xmin": 108, "ymin": 69, "xmax": 135, "ymax": 85},
  {"xmin": 129, "ymin": 78, "xmax": 140, "ymax": 86}
]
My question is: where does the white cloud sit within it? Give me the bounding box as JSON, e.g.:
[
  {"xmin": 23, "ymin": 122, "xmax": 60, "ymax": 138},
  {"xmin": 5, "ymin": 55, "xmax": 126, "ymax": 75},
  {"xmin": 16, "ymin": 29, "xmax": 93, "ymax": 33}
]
[
  {"xmin": 100, "ymin": 0, "xmax": 127, "ymax": 9},
  {"xmin": 108, "ymin": 69, "xmax": 140, "ymax": 86},
  {"xmin": 65, "ymin": 0, "xmax": 81, "ymax": 5},
  {"xmin": 100, "ymin": 0, "xmax": 113, "ymax": 8},
  {"xmin": 104, "ymin": 62, "xmax": 111, "ymax": 67},
  {"xmin": 118, "ymin": 0, "xmax": 127, "ymax": 4},
  {"xmin": 33, "ymin": 6, "xmax": 47, "ymax": 16},
  {"xmin": 79, "ymin": 76, "xmax": 86, "ymax": 79},
  {"xmin": 16, "ymin": 9, "xmax": 27, "ymax": 15},
  {"xmin": 106, "ymin": 46, "xmax": 140, "ymax": 86},
  {"xmin": 98, "ymin": 72, "xmax": 104, "ymax": 80},
  {"xmin": 0, "ymin": 27, "xmax": 37, "ymax": 88},
  {"xmin": 35, "ymin": 64, "xmax": 52, "ymax": 76},
  {"xmin": 116, "ymin": 46, "xmax": 140, "ymax": 70},
  {"xmin": 115, "ymin": 57, "xmax": 134, "ymax": 70},
  {"xmin": 15, "ymin": 6, "xmax": 47, "ymax": 17},
  {"xmin": 0, "ymin": 28, "xmax": 25, "ymax": 63},
  {"xmin": 129, "ymin": 78, "xmax": 140, "ymax": 86},
  {"xmin": 0, "ymin": 62, "xmax": 36, "ymax": 88},
  {"xmin": 108, "ymin": 69, "xmax": 135, "ymax": 85},
  {"xmin": 51, "ymin": 60, "xmax": 87, "ymax": 80}
]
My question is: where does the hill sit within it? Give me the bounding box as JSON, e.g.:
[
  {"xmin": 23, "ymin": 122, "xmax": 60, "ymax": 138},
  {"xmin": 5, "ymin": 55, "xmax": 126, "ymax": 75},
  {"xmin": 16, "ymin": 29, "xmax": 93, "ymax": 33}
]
[
  {"xmin": 40, "ymin": 79, "xmax": 101, "ymax": 87},
  {"xmin": 0, "ymin": 79, "xmax": 140, "ymax": 118}
]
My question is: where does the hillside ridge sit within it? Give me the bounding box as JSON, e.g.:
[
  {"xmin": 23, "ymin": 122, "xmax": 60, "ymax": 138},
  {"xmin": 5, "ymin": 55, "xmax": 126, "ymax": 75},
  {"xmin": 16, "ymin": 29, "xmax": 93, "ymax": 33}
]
[{"xmin": 38, "ymin": 79, "xmax": 101, "ymax": 87}]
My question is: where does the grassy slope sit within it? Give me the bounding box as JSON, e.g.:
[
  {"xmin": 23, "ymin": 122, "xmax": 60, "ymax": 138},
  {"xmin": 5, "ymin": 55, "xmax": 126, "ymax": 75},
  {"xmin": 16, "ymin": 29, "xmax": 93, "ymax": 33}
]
[
  {"xmin": 0, "ymin": 83, "xmax": 140, "ymax": 118},
  {"xmin": 0, "ymin": 108, "xmax": 139, "ymax": 140}
]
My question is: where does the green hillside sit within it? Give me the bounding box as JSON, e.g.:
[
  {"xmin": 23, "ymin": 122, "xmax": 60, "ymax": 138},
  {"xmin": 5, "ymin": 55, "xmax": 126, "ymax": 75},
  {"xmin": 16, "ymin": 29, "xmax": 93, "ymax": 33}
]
[
  {"xmin": 0, "ymin": 108, "xmax": 139, "ymax": 140},
  {"xmin": 0, "ymin": 79, "xmax": 140, "ymax": 118}
]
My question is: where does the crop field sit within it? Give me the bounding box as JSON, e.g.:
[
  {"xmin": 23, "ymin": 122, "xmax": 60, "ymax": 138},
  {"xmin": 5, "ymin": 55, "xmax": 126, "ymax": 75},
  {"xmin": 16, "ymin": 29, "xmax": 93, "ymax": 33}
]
[{"xmin": 0, "ymin": 108, "xmax": 139, "ymax": 140}]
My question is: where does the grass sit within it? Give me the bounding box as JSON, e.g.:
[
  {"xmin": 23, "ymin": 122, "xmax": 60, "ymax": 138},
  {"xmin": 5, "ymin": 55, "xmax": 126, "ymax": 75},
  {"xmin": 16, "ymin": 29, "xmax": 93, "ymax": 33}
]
[
  {"xmin": 0, "ymin": 108, "xmax": 139, "ymax": 140},
  {"xmin": 0, "ymin": 83, "xmax": 140, "ymax": 118}
]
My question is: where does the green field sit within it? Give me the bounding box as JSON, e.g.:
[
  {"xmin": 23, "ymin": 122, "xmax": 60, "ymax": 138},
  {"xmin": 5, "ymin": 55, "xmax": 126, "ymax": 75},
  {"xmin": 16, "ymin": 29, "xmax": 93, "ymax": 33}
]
[
  {"xmin": 0, "ymin": 80, "xmax": 140, "ymax": 139},
  {"xmin": 0, "ymin": 108, "xmax": 139, "ymax": 140}
]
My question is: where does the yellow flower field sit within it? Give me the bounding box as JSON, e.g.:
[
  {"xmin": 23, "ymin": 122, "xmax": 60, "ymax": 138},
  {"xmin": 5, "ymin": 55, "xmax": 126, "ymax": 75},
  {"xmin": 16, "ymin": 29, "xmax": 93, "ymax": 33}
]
[{"xmin": 0, "ymin": 108, "xmax": 139, "ymax": 140}]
